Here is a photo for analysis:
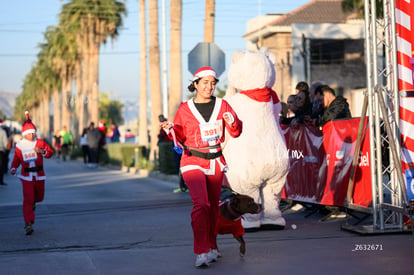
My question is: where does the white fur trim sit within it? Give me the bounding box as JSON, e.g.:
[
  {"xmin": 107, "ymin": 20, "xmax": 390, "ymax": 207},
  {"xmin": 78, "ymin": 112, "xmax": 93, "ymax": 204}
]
[
  {"xmin": 18, "ymin": 175, "xmax": 46, "ymax": 181},
  {"xmin": 180, "ymin": 159, "xmax": 227, "ymax": 176},
  {"xmin": 193, "ymin": 69, "xmax": 216, "ymax": 81},
  {"xmin": 188, "ymin": 98, "xmax": 223, "ymax": 124},
  {"xmin": 22, "ymin": 129, "xmax": 36, "ymax": 136},
  {"xmin": 181, "ymin": 163, "xmax": 216, "ymax": 175}
]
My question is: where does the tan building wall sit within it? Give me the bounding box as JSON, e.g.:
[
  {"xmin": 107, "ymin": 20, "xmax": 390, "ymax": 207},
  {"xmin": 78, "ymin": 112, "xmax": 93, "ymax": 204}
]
[{"xmin": 260, "ymin": 32, "xmax": 292, "ymax": 103}]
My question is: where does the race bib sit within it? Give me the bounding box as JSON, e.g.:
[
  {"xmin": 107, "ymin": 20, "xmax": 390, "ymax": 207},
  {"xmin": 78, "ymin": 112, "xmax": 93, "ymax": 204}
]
[
  {"xmin": 200, "ymin": 120, "xmax": 223, "ymax": 142},
  {"xmin": 18, "ymin": 140, "xmax": 37, "ymax": 163},
  {"xmin": 22, "ymin": 149, "xmax": 37, "ymax": 163}
]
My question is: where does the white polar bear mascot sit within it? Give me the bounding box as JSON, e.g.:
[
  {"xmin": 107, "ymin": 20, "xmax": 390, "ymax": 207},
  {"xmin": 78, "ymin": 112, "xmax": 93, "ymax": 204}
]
[{"xmin": 223, "ymin": 48, "xmax": 289, "ymax": 231}]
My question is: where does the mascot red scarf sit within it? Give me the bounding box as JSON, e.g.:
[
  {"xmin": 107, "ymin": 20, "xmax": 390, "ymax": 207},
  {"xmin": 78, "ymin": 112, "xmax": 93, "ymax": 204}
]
[{"xmin": 240, "ymin": 87, "xmax": 280, "ymax": 104}]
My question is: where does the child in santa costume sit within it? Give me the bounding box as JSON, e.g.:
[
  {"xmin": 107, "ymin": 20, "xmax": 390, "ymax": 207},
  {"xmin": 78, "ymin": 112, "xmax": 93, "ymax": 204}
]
[
  {"xmin": 160, "ymin": 67, "xmax": 243, "ymax": 268},
  {"xmin": 10, "ymin": 111, "xmax": 53, "ymax": 235}
]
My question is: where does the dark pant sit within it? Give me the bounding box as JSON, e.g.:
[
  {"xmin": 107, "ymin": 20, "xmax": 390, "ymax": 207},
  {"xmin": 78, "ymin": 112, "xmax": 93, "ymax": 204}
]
[
  {"xmin": 0, "ymin": 151, "xmax": 5, "ymax": 184},
  {"xmin": 89, "ymin": 148, "xmax": 99, "ymax": 164},
  {"xmin": 82, "ymin": 145, "xmax": 90, "ymax": 164},
  {"xmin": 2, "ymin": 150, "xmax": 9, "ymax": 174},
  {"xmin": 62, "ymin": 144, "xmax": 69, "ymax": 161}
]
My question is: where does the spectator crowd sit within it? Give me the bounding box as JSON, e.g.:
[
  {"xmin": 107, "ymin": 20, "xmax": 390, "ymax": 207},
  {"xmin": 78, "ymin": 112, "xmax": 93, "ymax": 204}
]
[{"xmin": 280, "ymin": 81, "xmax": 352, "ymax": 128}]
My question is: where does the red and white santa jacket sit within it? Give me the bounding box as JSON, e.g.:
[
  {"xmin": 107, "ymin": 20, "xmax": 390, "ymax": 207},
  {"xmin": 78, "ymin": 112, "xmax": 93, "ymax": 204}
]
[
  {"xmin": 10, "ymin": 138, "xmax": 54, "ymax": 181},
  {"xmin": 169, "ymin": 97, "xmax": 242, "ymax": 175}
]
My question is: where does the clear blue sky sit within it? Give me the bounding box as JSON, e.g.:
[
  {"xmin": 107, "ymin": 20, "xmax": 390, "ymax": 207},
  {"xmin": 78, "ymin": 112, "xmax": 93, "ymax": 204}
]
[{"xmin": 0, "ymin": 0, "xmax": 309, "ymax": 103}]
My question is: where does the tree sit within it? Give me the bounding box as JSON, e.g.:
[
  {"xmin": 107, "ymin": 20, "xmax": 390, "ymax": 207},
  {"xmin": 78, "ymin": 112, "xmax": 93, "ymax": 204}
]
[
  {"xmin": 148, "ymin": 0, "xmax": 163, "ymax": 162},
  {"xmin": 138, "ymin": 0, "xmax": 149, "ymax": 147},
  {"xmin": 168, "ymin": 0, "xmax": 182, "ymax": 121},
  {"xmin": 341, "ymin": 0, "xmax": 383, "ymax": 18},
  {"xmin": 99, "ymin": 92, "xmax": 124, "ymax": 126},
  {"xmin": 31, "ymin": 56, "xmax": 55, "ymax": 138},
  {"xmin": 43, "ymin": 26, "xmax": 78, "ymax": 133},
  {"xmin": 59, "ymin": 0, "xmax": 126, "ymax": 124}
]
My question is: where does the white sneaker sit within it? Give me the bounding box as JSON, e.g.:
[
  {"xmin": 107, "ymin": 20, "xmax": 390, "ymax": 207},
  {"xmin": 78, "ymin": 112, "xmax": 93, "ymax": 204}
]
[
  {"xmin": 207, "ymin": 249, "xmax": 221, "ymax": 263},
  {"xmin": 195, "ymin": 253, "xmax": 209, "ymax": 268}
]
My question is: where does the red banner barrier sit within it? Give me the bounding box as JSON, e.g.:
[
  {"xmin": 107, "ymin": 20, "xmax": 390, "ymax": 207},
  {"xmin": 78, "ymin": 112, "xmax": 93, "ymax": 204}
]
[{"xmin": 282, "ymin": 118, "xmax": 372, "ymax": 207}]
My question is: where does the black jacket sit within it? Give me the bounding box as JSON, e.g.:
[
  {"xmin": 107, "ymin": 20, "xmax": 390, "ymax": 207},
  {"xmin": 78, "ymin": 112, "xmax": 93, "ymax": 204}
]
[{"xmin": 317, "ymin": 96, "xmax": 351, "ymax": 127}]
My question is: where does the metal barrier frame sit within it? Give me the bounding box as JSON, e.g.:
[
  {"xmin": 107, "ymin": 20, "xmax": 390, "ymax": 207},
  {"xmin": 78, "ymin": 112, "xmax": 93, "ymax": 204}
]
[{"xmin": 342, "ymin": 0, "xmax": 412, "ymax": 234}]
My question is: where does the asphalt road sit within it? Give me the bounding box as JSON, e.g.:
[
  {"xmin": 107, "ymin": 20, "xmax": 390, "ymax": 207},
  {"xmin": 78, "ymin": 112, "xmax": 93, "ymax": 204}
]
[{"xmin": 0, "ymin": 156, "xmax": 412, "ymax": 275}]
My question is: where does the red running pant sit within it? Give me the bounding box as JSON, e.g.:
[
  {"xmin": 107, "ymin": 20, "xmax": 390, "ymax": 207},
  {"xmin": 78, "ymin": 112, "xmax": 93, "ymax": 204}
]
[
  {"xmin": 182, "ymin": 161, "xmax": 223, "ymax": 255},
  {"xmin": 21, "ymin": 178, "xmax": 45, "ymax": 224}
]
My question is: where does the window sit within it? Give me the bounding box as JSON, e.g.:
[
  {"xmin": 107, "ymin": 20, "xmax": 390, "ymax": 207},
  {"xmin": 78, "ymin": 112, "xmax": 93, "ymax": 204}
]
[{"xmin": 310, "ymin": 39, "xmax": 364, "ymax": 65}]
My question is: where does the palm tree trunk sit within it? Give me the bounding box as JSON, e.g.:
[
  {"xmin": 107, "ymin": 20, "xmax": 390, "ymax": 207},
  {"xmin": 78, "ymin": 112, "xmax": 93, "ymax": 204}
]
[
  {"xmin": 37, "ymin": 99, "xmax": 44, "ymax": 138},
  {"xmin": 81, "ymin": 42, "xmax": 91, "ymax": 126},
  {"xmin": 53, "ymin": 88, "xmax": 61, "ymax": 135},
  {"xmin": 75, "ymin": 61, "xmax": 84, "ymax": 136},
  {"xmin": 204, "ymin": 0, "xmax": 215, "ymax": 43},
  {"xmin": 90, "ymin": 43, "xmax": 100, "ymax": 124},
  {"xmin": 61, "ymin": 71, "xmax": 71, "ymax": 131},
  {"xmin": 39, "ymin": 98, "xmax": 45, "ymax": 138},
  {"xmin": 43, "ymin": 96, "xmax": 50, "ymax": 140},
  {"xmin": 138, "ymin": 0, "xmax": 148, "ymax": 147},
  {"xmin": 148, "ymin": 0, "xmax": 163, "ymax": 162},
  {"xmin": 168, "ymin": 0, "xmax": 182, "ymax": 120}
]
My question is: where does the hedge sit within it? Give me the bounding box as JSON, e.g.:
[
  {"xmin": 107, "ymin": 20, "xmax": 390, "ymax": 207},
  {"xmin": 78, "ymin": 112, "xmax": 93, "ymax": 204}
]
[{"xmin": 106, "ymin": 143, "xmax": 149, "ymax": 168}]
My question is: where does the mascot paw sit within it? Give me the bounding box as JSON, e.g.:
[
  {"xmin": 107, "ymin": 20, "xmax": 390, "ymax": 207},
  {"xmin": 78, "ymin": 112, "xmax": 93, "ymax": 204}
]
[
  {"xmin": 244, "ymin": 227, "xmax": 261, "ymax": 233},
  {"xmin": 242, "ymin": 218, "xmax": 261, "ymax": 232},
  {"xmin": 225, "ymin": 86, "xmax": 237, "ymax": 98},
  {"xmin": 260, "ymin": 217, "xmax": 286, "ymax": 230},
  {"xmin": 260, "ymin": 224, "xmax": 285, "ymax": 230}
]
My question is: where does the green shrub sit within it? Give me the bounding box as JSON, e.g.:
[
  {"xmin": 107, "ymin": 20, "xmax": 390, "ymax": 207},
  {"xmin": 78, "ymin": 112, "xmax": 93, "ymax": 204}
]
[
  {"xmin": 106, "ymin": 143, "xmax": 149, "ymax": 168},
  {"xmin": 70, "ymin": 145, "xmax": 83, "ymax": 160},
  {"xmin": 67, "ymin": 142, "xmax": 150, "ymax": 169}
]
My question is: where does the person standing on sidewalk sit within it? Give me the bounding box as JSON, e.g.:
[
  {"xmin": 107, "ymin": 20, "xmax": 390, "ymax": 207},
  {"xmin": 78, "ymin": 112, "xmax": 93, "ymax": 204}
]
[
  {"xmin": 80, "ymin": 127, "xmax": 90, "ymax": 165},
  {"xmin": 86, "ymin": 122, "xmax": 101, "ymax": 168},
  {"xmin": 52, "ymin": 130, "xmax": 62, "ymax": 159},
  {"xmin": 60, "ymin": 126, "xmax": 73, "ymax": 161},
  {"xmin": 0, "ymin": 121, "xmax": 8, "ymax": 186},
  {"xmin": 160, "ymin": 67, "xmax": 243, "ymax": 268},
  {"xmin": 0, "ymin": 119, "xmax": 13, "ymax": 175},
  {"xmin": 10, "ymin": 111, "xmax": 53, "ymax": 235}
]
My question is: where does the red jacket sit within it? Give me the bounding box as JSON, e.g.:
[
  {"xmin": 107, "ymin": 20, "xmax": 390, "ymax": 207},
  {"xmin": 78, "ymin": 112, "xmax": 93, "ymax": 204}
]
[
  {"xmin": 10, "ymin": 138, "xmax": 53, "ymax": 181},
  {"xmin": 170, "ymin": 97, "xmax": 242, "ymax": 175}
]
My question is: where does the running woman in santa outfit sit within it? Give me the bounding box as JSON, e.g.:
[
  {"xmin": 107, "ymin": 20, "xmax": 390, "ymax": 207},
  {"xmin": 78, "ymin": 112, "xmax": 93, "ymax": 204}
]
[
  {"xmin": 160, "ymin": 67, "xmax": 243, "ymax": 268},
  {"xmin": 10, "ymin": 111, "xmax": 53, "ymax": 235}
]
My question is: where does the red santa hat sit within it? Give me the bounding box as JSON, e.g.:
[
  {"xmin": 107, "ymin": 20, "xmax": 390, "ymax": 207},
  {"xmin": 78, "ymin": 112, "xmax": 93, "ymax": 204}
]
[
  {"xmin": 98, "ymin": 120, "xmax": 106, "ymax": 132},
  {"xmin": 98, "ymin": 120, "xmax": 105, "ymax": 128},
  {"xmin": 193, "ymin": 66, "xmax": 217, "ymax": 81},
  {"xmin": 22, "ymin": 111, "xmax": 37, "ymax": 136}
]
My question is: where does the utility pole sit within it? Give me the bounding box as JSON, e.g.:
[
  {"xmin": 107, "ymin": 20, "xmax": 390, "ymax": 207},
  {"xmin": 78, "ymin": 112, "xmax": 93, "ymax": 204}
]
[
  {"xmin": 204, "ymin": 0, "xmax": 215, "ymax": 42},
  {"xmin": 161, "ymin": 0, "xmax": 168, "ymax": 117}
]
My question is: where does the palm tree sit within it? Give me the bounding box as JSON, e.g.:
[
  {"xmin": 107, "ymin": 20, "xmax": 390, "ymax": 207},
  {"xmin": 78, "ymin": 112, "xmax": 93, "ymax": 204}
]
[
  {"xmin": 148, "ymin": 0, "xmax": 163, "ymax": 162},
  {"xmin": 138, "ymin": 0, "xmax": 149, "ymax": 147},
  {"xmin": 168, "ymin": 0, "xmax": 182, "ymax": 121},
  {"xmin": 60, "ymin": 0, "xmax": 126, "ymax": 125},
  {"xmin": 32, "ymin": 57, "xmax": 55, "ymax": 139},
  {"xmin": 37, "ymin": 33, "xmax": 61, "ymax": 135},
  {"xmin": 16, "ymin": 70, "xmax": 39, "ymax": 123},
  {"xmin": 204, "ymin": 0, "xmax": 215, "ymax": 43},
  {"xmin": 341, "ymin": 0, "xmax": 383, "ymax": 18},
  {"xmin": 42, "ymin": 26, "xmax": 77, "ymax": 132}
]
